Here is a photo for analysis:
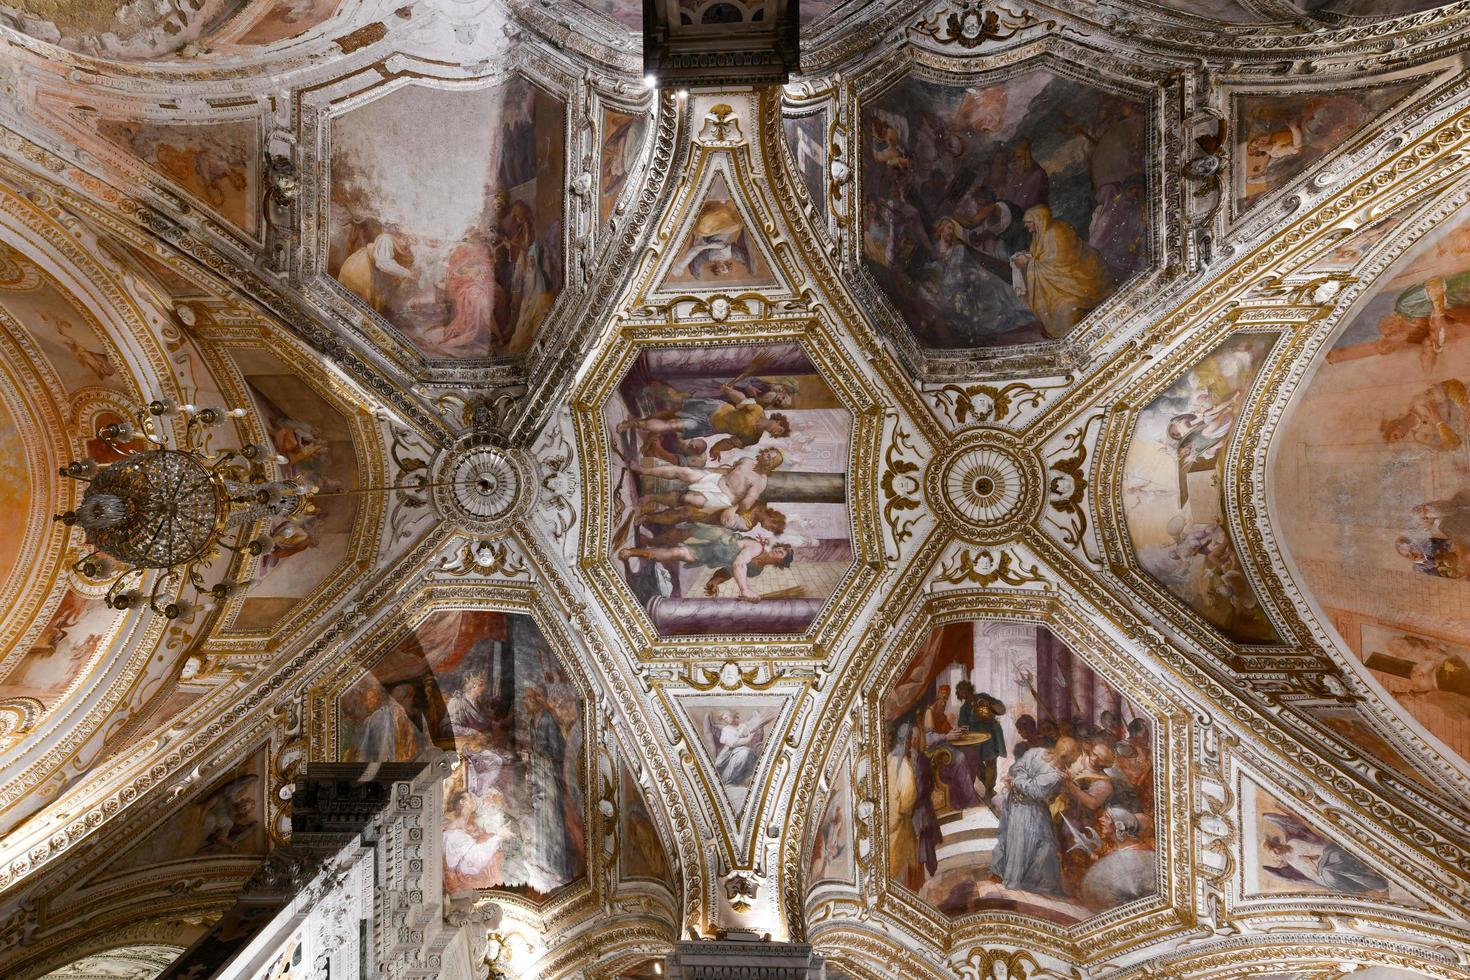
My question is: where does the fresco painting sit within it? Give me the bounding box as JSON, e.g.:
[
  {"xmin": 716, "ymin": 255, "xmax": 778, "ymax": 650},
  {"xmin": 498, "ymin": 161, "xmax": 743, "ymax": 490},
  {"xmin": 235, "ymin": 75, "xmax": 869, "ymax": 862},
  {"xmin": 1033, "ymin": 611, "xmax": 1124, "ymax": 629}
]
[
  {"xmin": 1147, "ymin": 0, "xmax": 1266, "ymax": 21},
  {"xmin": 801, "ymin": 0, "xmax": 844, "ymax": 24},
  {"xmin": 783, "ymin": 110, "xmax": 828, "ymax": 223},
  {"xmin": 0, "ymin": 248, "xmax": 125, "ymax": 395},
  {"xmin": 1277, "ymin": 207, "xmax": 1470, "ymax": 770},
  {"xmin": 0, "ymin": 589, "xmax": 120, "ymax": 707},
  {"xmin": 861, "ymin": 69, "xmax": 1148, "ymax": 349},
  {"xmin": 234, "ymin": 0, "xmax": 341, "ymax": 45},
  {"xmin": 601, "ymin": 108, "xmax": 647, "ymax": 224},
  {"xmin": 0, "ymin": 0, "xmax": 246, "ymax": 59},
  {"xmin": 0, "ymin": 394, "xmax": 29, "ymax": 592},
  {"xmin": 1235, "ymin": 85, "xmax": 1417, "ymax": 212},
  {"xmin": 689, "ymin": 702, "xmax": 776, "ymax": 814},
  {"xmin": 97, "ymin": 119, "xmax": 258, "ymax": 234},
  {"xmin": 664, "ymin": 174, "xmax": 774, "ymax": 288},
  {"xmin": 329, "ymin": 79, "xmax": 565, "ymax": 358},
  {"xmin": 1123, "ymin": 333, "xmax": 1280, "ymax": 644},
  {"xmin": 579, "ymin": 0, "xmax": 643, "ymax": 28},
  {"xmin": 883, "ymin": 621, "xmax": 1158, "ymax": 923},
  {"xmin": 1355, "ymin": 623, "xmax": 1470, "ymax": 762},
  {"xmin": 103, "ymin": 751, "xmax": 269, "ymax": 875},
  {"xmin": 1298, "ymin": 0, "xmax": 1448, "ymax": 15},
  {"xmin": 231, "ymin": 348, "xmax": 358, "ymax": 630},
  {"xmin": 619, "ymin": 766, "xmax": 670, "ymax": 882},
  {"xmin": 337, "ymin": 610, "xmax": 586, "ymax": 897},
  {"xmin": 605, "ymin": 342, "xmax": 853, "ymax": 636},
  {"xmin": 1244, "ymin": 781, "xmax": 1403, "ymax": 900},
  {"xmin": 809, "ymin": 758, "xmax": 854, "ymax": 884}
]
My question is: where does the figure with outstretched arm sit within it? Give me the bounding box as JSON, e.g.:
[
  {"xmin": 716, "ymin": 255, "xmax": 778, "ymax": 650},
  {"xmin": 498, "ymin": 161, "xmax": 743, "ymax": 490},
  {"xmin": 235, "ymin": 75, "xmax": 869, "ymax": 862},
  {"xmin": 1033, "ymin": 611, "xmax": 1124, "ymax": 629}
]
[{"xmin": 620, "ymin": 528, "xmax": 793, "ymax": 603}]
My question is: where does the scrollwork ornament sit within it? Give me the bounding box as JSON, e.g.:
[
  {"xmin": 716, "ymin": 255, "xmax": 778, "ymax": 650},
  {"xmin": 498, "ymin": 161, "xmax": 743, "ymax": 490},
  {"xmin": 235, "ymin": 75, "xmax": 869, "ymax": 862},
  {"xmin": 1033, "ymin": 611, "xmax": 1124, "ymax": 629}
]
[
  {"xmin": 931, "ymin": 377, "xmax": 1070, "ymax": 428},
  {"xmin": 914, "ymin": 1, "xmax": 1056, "ymax": 49},
  {"xmin": 881, "ymin": 418, "xmax": 923, "ymax": 558},
  {"xmin": 934, "ymin": 546, "xmax": 1046, "ymax": 588}
]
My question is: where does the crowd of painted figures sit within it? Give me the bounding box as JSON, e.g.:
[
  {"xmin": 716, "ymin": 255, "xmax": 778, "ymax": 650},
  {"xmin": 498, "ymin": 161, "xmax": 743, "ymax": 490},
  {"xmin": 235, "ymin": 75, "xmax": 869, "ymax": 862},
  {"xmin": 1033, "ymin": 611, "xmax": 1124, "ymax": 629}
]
[{"xmin": 889, "ymin": 690, "xmax": 1157, "ymax": 916}]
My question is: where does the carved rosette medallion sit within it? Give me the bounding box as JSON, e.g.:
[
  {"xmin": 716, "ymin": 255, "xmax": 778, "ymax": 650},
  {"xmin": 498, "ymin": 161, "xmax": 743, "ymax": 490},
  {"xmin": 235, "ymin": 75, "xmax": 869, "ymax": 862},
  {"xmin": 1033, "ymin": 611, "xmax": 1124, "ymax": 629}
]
[
  {"xmin": 927, "ymin": 429, "xmax": 1043, "ymax": 544},
  {"xmin": 431, "ymin": 441, "xmax": 534, "ymax": 536}
]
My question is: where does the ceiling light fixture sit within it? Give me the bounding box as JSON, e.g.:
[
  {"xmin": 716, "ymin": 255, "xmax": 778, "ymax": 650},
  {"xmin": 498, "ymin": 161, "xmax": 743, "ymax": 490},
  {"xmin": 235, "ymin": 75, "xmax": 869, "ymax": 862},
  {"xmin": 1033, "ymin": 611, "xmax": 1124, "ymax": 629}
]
[{"xmin": 53, "ymin": 399, "xmax": 310, "ymax": 619}]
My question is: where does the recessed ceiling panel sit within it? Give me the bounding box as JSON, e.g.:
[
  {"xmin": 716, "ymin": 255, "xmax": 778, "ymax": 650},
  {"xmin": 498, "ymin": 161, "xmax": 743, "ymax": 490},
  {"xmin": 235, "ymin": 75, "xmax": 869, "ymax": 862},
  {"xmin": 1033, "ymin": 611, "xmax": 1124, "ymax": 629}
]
[
  {"xmin": 861, "ymin": 68, "xmax": 1149, "ymax": 351},
  {"xmin": 882, "ymin": 620, "xmax": 1159, "ymax": 923},
  {"xmin": 1277, "ymin": 202, "xmax": 1470, "ymax": 768},
  {"xmin": 605, "ymin": 341, "xmax": 853, "ymax": 637},
  {"xmin": 328, "ymin": 78, "xmax": 566, "ymax": 359}
]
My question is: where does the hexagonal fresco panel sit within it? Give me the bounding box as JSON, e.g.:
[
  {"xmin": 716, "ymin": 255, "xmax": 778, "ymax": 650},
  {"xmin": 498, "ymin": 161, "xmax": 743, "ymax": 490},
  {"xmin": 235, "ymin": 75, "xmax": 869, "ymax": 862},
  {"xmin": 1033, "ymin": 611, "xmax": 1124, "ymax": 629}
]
[
  {"xmin": 328, "ymin": 77, "xmax": 565, "ymax": 359},
  {"xmin": 337, "ymin": 610, "xmax": 587, "ymax": 898},
  {"xmin": 883, "ymin": 621, "xmax": 1158, "ymax": 924},
  {"xmin": 861, "ymin": 68, "xmax": 1148, "ymax": 350},
  {"xmin": 605, "ymin": 342, "xmax": 853, "ymax": 636}
]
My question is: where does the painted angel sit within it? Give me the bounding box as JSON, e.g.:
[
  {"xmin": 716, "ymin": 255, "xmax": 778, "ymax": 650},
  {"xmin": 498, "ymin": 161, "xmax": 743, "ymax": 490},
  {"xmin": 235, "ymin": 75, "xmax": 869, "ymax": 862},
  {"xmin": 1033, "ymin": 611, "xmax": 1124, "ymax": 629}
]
[{"xmin": 707, "ymin": 709, "xmax": 772, "ymax": 787}]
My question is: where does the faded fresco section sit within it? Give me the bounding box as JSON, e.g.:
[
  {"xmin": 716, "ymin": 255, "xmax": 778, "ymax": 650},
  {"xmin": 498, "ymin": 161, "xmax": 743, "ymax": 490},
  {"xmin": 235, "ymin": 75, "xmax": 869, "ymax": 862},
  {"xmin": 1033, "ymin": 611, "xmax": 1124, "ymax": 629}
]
[
  {"xmin": 1278, "ymin": 205, "xmax": 1470, "ymax": 767},
  {"xmin": 329, "ymin": 79, "xmax": 565, "ymax": 359},
  {"xmin": 337, "ymin": 610, "xmax": 586, "ymax": 898},
  {"xmin": 605, "ymin": 342, "xmax": 853, "ymax": 636},
  {"xmin": 601, "ymin": 108, "xmax": 647, "ymax": 225},
  {"xmin": 883, "ymin": 622, "xmax": 1158, "ymax": 923},
  {"xmin": 861, "ymin": 68, "xmax": 1148, "ymax": 349},
  {"xmin": 1124, "ymin": 333, "xmax": 1280, "ymax": 644},
  {"xmin": 232, "ymin": 347, "xmax": 359, "ymax": 630},
  {"xmin": 97, "ymin": 119, "xmax": 259, "ymax": 235},
  {"xmin": 1234, "ymin": 84, "xmax": 1419, "ymax": 213}
]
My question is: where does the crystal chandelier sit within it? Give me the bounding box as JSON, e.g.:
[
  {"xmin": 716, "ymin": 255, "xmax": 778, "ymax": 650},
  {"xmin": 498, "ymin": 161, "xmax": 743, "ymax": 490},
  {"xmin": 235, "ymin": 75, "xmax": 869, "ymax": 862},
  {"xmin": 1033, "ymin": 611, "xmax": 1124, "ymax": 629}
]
[{"xmin": 54, "ymin": 399, "xmax": 312, "ymax": 619}]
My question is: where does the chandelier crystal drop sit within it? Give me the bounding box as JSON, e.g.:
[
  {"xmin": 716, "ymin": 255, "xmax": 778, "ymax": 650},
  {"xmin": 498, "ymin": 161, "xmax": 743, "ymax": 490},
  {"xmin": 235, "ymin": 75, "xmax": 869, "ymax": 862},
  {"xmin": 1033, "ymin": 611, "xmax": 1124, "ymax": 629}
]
[{"xmin": 53, "ymin": 399, "xmax": 315, "ymax": 619}]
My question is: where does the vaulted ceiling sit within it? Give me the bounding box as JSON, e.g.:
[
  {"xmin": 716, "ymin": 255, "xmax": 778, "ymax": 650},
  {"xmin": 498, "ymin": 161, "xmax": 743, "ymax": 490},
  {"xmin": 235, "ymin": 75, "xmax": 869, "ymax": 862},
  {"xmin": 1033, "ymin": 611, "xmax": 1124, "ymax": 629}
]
[{"xmin": 1, "ymin": 1, "xmax": 1470, "ymax": 978}]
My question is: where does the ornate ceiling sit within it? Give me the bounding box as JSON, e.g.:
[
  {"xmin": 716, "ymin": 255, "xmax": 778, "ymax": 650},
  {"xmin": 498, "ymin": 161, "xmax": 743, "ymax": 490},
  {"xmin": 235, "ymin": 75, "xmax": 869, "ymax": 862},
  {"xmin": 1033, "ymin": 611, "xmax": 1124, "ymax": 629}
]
[{"xmin": 0, "ymin": 0, "xmax": 1469, "ymax": 977}]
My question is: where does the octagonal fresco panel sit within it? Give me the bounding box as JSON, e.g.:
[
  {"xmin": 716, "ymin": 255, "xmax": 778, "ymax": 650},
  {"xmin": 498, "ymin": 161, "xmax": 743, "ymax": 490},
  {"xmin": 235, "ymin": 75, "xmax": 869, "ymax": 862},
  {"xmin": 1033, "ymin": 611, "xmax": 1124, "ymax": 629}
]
[
  {"xmin": 861, "ymin": 68, "xmax": 1148, "ymax": 350},
  {"xmin": 1277, "ymin": 203, "xmax": 1470, "ymax": 767},
  {"xmin": 605, "ymin": 342, "xmax": 853, "ymax": 636},
  {"xmin": 1124, "ymin": 333, "xmax": 1281, "ymax": 644},
  {"xmin": 883, "ymin": 621, "xmax": 1158, "ymax": 923},
  {"xmin": 338, "ymin": 610, "xmax": 586, "ymax": 898},
  {"xmin": 328, "ymin": 78, "xmax": 565, "ymax": 359}
]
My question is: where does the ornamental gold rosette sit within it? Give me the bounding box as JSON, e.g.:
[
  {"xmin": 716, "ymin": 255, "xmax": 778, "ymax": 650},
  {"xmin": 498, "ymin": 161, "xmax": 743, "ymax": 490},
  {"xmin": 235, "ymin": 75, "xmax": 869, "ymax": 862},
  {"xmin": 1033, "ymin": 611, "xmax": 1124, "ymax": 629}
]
[{"xmin": 927, "ymin": 428, "xmax": 1044, "ymax": 545}]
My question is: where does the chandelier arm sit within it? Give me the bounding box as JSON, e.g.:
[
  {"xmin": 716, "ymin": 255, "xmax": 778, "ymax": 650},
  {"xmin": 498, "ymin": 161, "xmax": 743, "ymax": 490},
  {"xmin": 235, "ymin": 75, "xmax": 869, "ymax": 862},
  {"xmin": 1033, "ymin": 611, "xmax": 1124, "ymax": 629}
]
[{"xmin": 310, "ymin": 477, "xmax": 488, "ymax": 497}]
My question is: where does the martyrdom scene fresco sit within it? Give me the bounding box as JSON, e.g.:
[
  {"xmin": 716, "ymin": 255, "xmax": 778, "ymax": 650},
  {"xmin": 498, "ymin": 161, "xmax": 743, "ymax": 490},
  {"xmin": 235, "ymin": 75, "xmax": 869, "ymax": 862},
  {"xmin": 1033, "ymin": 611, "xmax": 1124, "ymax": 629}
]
[
  {"xmin": 601, "ymin": 108, "xmax": 647, "ymax": 224},
  {"xmin": 1235, "ymin": 85, "xmax": 1419, "ymax": 213},
  {"xmin": 1124, "ymin": 333, "xmax": 1281, "ymax": 644},
  {"xmin": 337, "ymin": 610, "xmax": 586, "ymax": 897},
  {"xmin": 97, "ymin": 119, "xmax": 258, "ymax": 235},
  {"xmin": 883, "ymin": 621, "xmax": 1158, "ymax": 923},
  {"xmin": 1277, "ymin": 205, "xmax": 1470, "ymax": 770},
  {"xmin": 861, "ymin": 69, "xmax": 1149, "ymax": 349},
  {"xmin": 329, "ymin": 78, "xmax": 565, "ymax": 358},
  {"xmin": 1243, "ymin": 781, "xmax": 1404, "ymax": 900},
  {"xmin": 605, "ymin": 342, "xmax": 854, "ymax": 636},
  {"xmin": 233, "ymin": 348, "xmax": 359, "ymax": 630}
]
